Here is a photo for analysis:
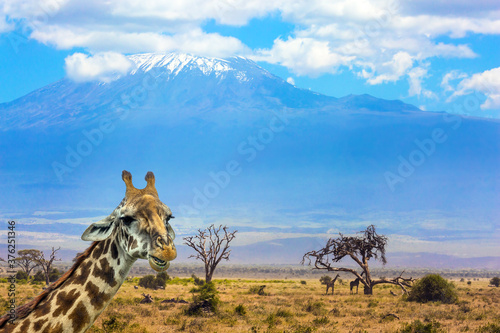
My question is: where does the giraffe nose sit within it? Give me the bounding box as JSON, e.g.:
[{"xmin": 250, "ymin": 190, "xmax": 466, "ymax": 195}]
[{"xmin": 156, "ymin": 235, "xmax": 171, "ymax": 249}]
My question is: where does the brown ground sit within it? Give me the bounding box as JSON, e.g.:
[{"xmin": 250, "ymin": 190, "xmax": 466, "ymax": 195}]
[{"xmin": 1, "ymin": 277, "xmax": 499, "ymax": 332}]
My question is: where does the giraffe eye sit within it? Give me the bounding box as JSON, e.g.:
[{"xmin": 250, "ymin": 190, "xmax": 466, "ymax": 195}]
[
  {"xmin": 120, "ymin": 216, "xmax": 135, "ymax": 226},
  {"xmin": 165, "ymin": 216, "xmax": 175, "ymax": 240}
]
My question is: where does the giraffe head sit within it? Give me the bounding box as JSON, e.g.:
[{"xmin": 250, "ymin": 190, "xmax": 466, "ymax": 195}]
[{"xmin": 81, "ymin": 170, "xmax": 176, "ymax": 272}]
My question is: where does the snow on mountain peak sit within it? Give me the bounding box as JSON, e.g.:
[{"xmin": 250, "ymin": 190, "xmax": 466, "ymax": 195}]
[{"xmin": 128, "ymin": 53, "xmax": 245, "ymax": 80}]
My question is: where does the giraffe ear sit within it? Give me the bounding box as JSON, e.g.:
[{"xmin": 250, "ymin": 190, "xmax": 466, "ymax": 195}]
[{"xmin": 81, "ymin": 216, "xmax": 116, "ymax": 241}]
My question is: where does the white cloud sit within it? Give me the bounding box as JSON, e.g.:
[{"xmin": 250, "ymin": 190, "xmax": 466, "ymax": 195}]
[
  {"xmin": 2, "ymin": 0, "xmax": 499, "ymax": 98},
  {"xmin": 364, "ymin": 52, "xmax": 413, "ymax": 85},
  {"xmin": 255, "ymin": 37, "xmax": 354, "ymax": 76},
  {"xmin": 286, "ymin": 77, "xmax": 295, "ymax": 85},
  {"xmin": 33, "ymin": 210, "xmax": 67, "ymax": 216},
  {"xmin": 441, "ymin": 70, "xmax": 468, "ymax": 92},
  {"xmin": 453, "ymin": 67, "xmax": 500, "ymax": 109},
  {"xmin": 64, "ymin": 52, "xmax": 134, "ymax": 83},
  {"xmin": 388, "ymin": 234, "xmax": 499, "ymax": 258}
]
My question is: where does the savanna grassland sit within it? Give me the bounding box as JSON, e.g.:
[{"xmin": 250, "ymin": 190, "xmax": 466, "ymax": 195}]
[{"xmin": 1, "ymin": 275, "xmax": 499, "ymax": 332}]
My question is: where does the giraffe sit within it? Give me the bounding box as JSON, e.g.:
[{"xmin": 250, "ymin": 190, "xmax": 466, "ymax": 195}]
[
  {"xmin": 350, "ymin": 278, "xmax": 361, "ymax": 294},
  {"xmin": 325, "ymin": 274, "xmax": 340, "ymax": 295},
  {"xmin": 0, "ymin": 171, "xmax": 177, "ymax": 333}
]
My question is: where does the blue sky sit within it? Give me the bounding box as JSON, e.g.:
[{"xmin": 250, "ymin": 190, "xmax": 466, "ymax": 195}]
[
  {"xmin": 0, "ymin": 1, "xmax": 499, "ymax": 262},
  {"xmin": 1, "ymin": 0, "xmax": 500, "ymax": 118}
]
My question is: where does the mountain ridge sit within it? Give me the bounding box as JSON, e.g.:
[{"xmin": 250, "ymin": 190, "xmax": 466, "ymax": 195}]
[{"xmin": 0, "ymin": 52, "xmax": 423, "ymax": 131}]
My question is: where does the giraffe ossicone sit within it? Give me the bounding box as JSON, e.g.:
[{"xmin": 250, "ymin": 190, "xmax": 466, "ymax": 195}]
[{"xmin": 0, "ymin": 170, "xmax": 176, "ymax": 333}]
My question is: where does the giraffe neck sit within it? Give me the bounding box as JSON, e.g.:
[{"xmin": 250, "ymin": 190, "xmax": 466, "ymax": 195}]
[{"xmin": 3, "ymin": 237, "xmax": 136, "ymax": 333}]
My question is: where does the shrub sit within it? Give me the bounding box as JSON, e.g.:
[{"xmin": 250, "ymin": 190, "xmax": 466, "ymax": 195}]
[
  {"xmin": 49, "ymin": 268, "xmax": 62, "ymax": 282},
  {"xmin": 303, "ymin": 301, "xmax": 326, "ymax": 316},
  {"xmin": 490, "ymin": 277, "xmax": 500, "ymax": 287},
  {"xmin": 235, "ymin": 304, "xmax": 246, "ymax": 315},
  {"xmin": 33, "ymin": 271, "xmax": 45, "ymax": 282},
  {"xmin": 467, "ymin": 281, "xmax": 472, "ymax": 285},
  {"xmin": 138, "ymin": 275, "xmax": 155, "ymax": 289},
  {"xmin": 300, "ymin": 280, "xmax": 307, "ymax": 285},
  {"xmin": 477, "ymin": 323, "xmax": 500, "ymax": 333},
  {"xmin": 319, "ymin": 276, "xmax": 331, "ymax": 285},
  {"xmin": 186, "ymin": 282, "xmax": 220, "ymax": 315},
  {"xmin": 15, "ymin": 271, "xmax": 29, "ymax": 281},
  {"xmin": 191, "ymin": 274, "xmax": 205, "ymax": 286},
  {"xmin": 407, "ymin": 274, "xmax": 458, "ymax": 304},
  {"xmin": 275, "ymin": 308, "xmax": 293, "ymax": 318},
  {"xmin": 102, "ymin": 315, "xmax": 128, "ymax": 332},
  {"xmin": 138, "ymin": 273, "xmax": 168, "ymax": 289},
  {"xmin": 313, "ymin": 316, "xmax": 330, "ymax": 325},
  {"xmin": 399, "ymin": 320, "xmax": 443, "ymax": 333},
  {"xmin": 249, "ymin": 285, "xmax": 268, "ymax": 295}
]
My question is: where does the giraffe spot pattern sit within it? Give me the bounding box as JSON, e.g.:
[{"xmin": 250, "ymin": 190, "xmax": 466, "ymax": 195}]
[
  {"xmin": 130, "ymin": 238, "xmax": 138, "ymax": 250},
  {"xmin": 93, "ymin": 258, "xmax": 117, "ymax": 288},
  {"xmin": 18, "ymin": 319, "xmax": 31, "ymax": 332},
  {"xmin": 41, "ymin": 322, "xmax": 63, "ymax": 333},
  {"xmin": 68, "ymin": 301, "xmax": 90, "ymax": 332},
  {"xmin": 33, "ymin": 318, "xmax": 48, "ymax": 331},
  {"xmin": 73, "ymin": 260, "xmax": 93, "ymax": 286},
  {"xmin": 53, "ymin": 289, "xmax": 81, "ymax": 317},
  {"xmin": 85, "ymin": 281, "xmax": 111, "ymax": 310},
  {"xmin": 110, "ymin": 241, "xmax": 119, "ymax": 260}
]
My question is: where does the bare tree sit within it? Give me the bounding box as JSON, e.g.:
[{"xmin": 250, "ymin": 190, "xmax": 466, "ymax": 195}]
[
  {"xmin": 15, "ymin": 249, "xmax": 42, "ymax": 278},
  {"xmin": 33, "ymin": 247, "xmax": 61, "ymax": 285},
  {"xmin": 302, "ymin": 225, "xmax": 413, "ymax": 295},
  {"xmin": 183, "ymin": 224, "xmax": 237, "ymax": 283}
]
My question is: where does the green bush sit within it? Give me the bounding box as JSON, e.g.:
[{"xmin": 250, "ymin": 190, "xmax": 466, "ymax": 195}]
[
  {"xmin": 249, "ymin": 285, "xmax": 268, "ymax": 295},
  {"xmin": 49, "ymin": 268, "xmax": 62, "ymax": 282},
  {"xmin": 138, "ymin": 273, "xmax": 169, "ymax": 289},
  {"xmin": 15, "ymin": 271, "xmax": 29, "ymax": 281},
  {"xmin": 102, "ymin": 315, "xmax": 128, "ymax": 332},
  {"xmin": 399, "ymin": 320, "xmax": 443, "ymax": 333},
  {"xmin": 319, "ymin": 276, "xmax": 331, "ymax": 285},
  {"xmin": 407, "ymin": 274, "xmax": 458, "ymax": 304},
  {"xmin": 191, "ymin": 274, "xmax": 204, "ymax": 286},
  {"xmin": 477, "ymin": 323, "xmax": 500, "ymax": 333},
  {"xmin": 33, "ymin": 271, "xmax": 45, "ymax": 282},
  {"xmin": 186, "ymin": 282, "xmax": 220, "ymax": 315},
  {"xmin": 490, "ymin": 277, "xmax": 500, "ymax": 287},
  {"xmin": 235, "ymin": 304, "xmax": 246, "ymax": 315}
]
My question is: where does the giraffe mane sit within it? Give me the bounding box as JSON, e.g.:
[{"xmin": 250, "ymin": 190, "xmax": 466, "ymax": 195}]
[{"xmin": 0, "ymin": 241, "xmax": 100, "ymax": 328}]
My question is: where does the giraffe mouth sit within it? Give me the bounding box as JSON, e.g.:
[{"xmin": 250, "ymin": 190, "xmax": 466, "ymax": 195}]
[{"xmin": 148, "ymin": 255, "xmax": 170, "ymax": 272}]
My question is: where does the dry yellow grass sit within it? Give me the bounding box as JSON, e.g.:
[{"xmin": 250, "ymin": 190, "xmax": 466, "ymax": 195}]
[{"xmin": 1, "ymin": 277, "xmax": 499, "ymax": 332}]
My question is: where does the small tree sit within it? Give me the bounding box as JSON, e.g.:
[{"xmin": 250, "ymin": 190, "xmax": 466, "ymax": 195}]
[
  {"xmin": 407, "ymin": 274, "xmax": 458, "ymax": 304},
  {"xmin": 33, "ymin": 271, "xmax": 45, "ymax": 282},
  {"xmin": 186, "ymin": 282, "xmax": 220, "ymax": 315},
  {"xmin": 319, "ymin": 276, "xmax": 332, "ymax": 285},
  {"xmin": 15, "ymin": 249, "xmax": 42, "ymax": 278},
  {"xmin": 15, "ymin": 270, "xmax": 29, "ymax": 281},
  {"xmin": 302, "ymin": 225, "xmax": 414, "ymax": 295},
  {"xmin": 490, "ymin": 277, "xmax": 500, "ymax": 287},
  {"xmin": 33, "ymin": 247, "xmax": 61, "ymax": 285},
  {"xmin": 183, "ymin": 224, "xmax": 237, "ymax": 283}
]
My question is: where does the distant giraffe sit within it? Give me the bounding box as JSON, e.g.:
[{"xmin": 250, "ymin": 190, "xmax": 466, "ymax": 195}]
[
  {"xmin": 350, "ymin": 277, "xmax": 361, "ymax": 294},
  {"xmin": 350, "ymin": 271, "xmax": 365, "ymax": 294},
  {"xmin": 325, "ymin": 274, "xmax": 340, "ymax": 295},
  {"xmin": 0, "ymin": 171, "xmax": 177, "ymax": 333}
]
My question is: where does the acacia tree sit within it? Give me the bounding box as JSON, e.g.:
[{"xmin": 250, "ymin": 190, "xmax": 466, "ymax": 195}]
[
  {"xmin": 302, "ymin": 225, "xmax": 413, "ymax": 295},
  {"xmin": 15, "ymin": 249, "xmax": 42, "ymax": 278},
  {"xmin": 33, "ymin": 247, "xmax": 61, "ymax": 285},
  {"xmin": 183, "ymin": 224, "xmax": 237, "ymax": 283}
]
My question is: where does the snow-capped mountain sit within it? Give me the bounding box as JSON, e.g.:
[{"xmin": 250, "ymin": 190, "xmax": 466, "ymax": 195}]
[
  {"xmin": 0, "ymin": 53, "xmax": 418, "ymax": 131},
  {"xmin": 0, "ymin": 52, "xmax": 498, "ymax": 268}
]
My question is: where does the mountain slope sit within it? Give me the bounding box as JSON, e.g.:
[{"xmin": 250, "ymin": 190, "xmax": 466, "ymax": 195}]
[
  {"xmin": 0, "ymin": 53, "xmax": 419, "ymax": 131},
  {"xmin": 0, "ymin": 53, "xmax": 498, "ymax": 268}
]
